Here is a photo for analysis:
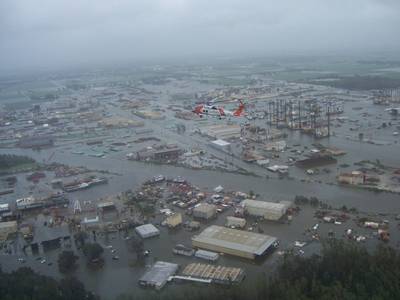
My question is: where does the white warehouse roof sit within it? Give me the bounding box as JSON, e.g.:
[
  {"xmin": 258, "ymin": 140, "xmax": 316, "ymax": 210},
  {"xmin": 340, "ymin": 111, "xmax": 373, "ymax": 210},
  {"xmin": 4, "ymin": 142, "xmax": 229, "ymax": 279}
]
[
  {"xmin": 211, "ymin": 139, "xmax": 230, "ymax": 147},
  {"xmin": 135, "ymin": 224, "xmax": 160, "ymax": 238},
  {"xmin": 241, "ymin": 199, "xmax": 290, "ymax": 212}
]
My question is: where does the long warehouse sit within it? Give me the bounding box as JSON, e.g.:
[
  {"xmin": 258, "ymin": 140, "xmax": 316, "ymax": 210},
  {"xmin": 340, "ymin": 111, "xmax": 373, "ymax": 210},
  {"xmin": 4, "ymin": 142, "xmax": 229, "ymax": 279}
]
[
  {"xmin": 192, "ymin": 225, "xmax": 277, "ymax": 259},
  {"xmin": 241, "ymin": 199, "xmax": 292, "ymax": 221}
]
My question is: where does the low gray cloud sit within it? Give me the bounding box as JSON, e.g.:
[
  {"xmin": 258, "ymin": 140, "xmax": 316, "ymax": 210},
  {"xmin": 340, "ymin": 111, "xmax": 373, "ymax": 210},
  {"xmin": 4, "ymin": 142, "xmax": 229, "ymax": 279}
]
[{"xmin": 0, "ymin": 0, "xmax": 399, "ymax": 72}]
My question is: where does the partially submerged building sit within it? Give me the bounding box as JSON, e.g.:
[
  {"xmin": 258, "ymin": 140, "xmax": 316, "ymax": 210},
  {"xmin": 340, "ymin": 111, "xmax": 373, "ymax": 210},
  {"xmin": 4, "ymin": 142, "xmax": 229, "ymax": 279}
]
[
  {"xmin": 225, "ymin": 216, "xmax": 246, "ymax": 229},
  {"xmin": 338, "ymin": 171, "xmax": 365, "ymax": 185},
  {"xmin": 241, "ymin": 199, "xmax": 291, "ymax": 221},
  {"xmin": 192, "ymin": 225, "xmax": 277, "ymax": 259},
  {"xmin": 210, "ymin": 139, "xmax": 231, "ymax": 153},
  {"xmin": 193, "ymin": 203, "xmax": 217, "ymax": 220},
  {"xmin": 165, "ymin": 213, "xmax": 182, "ymax": 228},
  {"xmin": 30, "ymin": 223, "xmax": 70, "ymax": 252},
  {"xmin": 134, "ymin": 144, "xmax": 183, "ymax": 161},
  {"xmin": 295, "ymin": 155, "xmax": 337, "ymax": 168},
  {"xmin": 195, "ymin": 249, "xmax": 219, "ymax": 261},
  {"xmin": 138, "ymin": 261, "xmax": 179, "ymax": 290},
  {"xmin": 135, "ymin": 224, "xmax": 160, "ymax": 239},
  {"xmin": 181, "ymin": 263, "xmax": 245, "ymax": 284},
  {"xmin": 199, "ymin": 124, "xmax": 241, "ymax": 140},
  {"xmin": 17, "ymin": 135, "xmax": 54, "ymax": 149}
]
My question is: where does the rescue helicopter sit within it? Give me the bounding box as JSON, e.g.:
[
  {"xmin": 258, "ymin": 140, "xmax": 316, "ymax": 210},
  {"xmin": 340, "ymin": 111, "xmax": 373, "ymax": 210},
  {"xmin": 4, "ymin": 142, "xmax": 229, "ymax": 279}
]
[{"xmin": 192, "ymin": 100, "xmax": 245, "ymax": 119}]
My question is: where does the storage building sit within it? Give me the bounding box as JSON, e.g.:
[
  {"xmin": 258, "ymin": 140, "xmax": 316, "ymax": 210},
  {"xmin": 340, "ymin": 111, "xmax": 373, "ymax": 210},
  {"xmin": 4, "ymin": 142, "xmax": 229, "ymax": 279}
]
[
  {"xmin": 338, "ymin": 171, "xmax": 365, "ymax": 185},
  {"xmin": 193, "ymin": 203, "xmax": 216, "ymax": 220},
  {"xmin": 192, "ymin": 225, "xmax": 277, "ymax": 259},
  {"xmin": 225, "ymin": 216, "xmax": 246, "ymax": 229},
  {"xmin": 165, "ymin": 213, "xmax": 182, "ymax": 228},
  {"xmin": 195, "ymin": 249, "xmax": 219, "ymax": 261},
  {"xmin": 138, "ymin": 261, "xmax": 178, "ymax": 290},
  {"xmin": 241, "ymin": 199, "xmax": 291, "ymax": 221},
  {"xmin": 199, "ymin": 124, "xmax": 241, "ymax": 140},
  {"xmin": 135, "ymin": 224, "xmax": 160, "ymax": 239}
]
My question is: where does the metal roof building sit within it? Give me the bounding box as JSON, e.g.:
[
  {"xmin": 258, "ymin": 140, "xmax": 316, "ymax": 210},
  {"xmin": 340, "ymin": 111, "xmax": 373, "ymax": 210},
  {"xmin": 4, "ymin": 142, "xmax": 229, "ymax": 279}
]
[
  {"xmin": 241, "ymin": 199, "xmax": 291, "ymax": 221},
  {"xmin": 195, "ymin": 249, "xmax": 219, "ymax": 261},
  {"xmin": 135, "ymin": 224, "xmax": 160, "ymax": 239},
  {"xmin": 192, "ymin": 225, "xmax": 277, "ymax": 259},
  {"xmin": 31, "ymin": 224, "xmax": 70, "ymax": 244},
  {"xmin": 138, "ymin": 261, "xmax": 178, "ymax": 290}
]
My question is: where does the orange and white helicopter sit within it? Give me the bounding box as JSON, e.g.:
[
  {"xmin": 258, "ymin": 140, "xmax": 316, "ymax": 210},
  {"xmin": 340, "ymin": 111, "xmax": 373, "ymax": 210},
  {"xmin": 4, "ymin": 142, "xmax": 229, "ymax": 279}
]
[{"xmin": 192, "ymin": 100, "xmax": 245, "ymax": 119}]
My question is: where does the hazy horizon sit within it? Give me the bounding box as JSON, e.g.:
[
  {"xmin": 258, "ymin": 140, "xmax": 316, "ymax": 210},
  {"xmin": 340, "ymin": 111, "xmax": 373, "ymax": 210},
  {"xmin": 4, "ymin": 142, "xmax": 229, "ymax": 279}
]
[{"xmin": 1, "ymin": 0, "xmax": 400, "ymax": 73}]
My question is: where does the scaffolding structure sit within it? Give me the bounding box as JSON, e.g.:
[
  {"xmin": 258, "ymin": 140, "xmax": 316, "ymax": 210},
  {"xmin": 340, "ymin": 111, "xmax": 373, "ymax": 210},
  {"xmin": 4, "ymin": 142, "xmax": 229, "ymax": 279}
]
[{"xmin": 265, "ymin": 99, "xmax": 343, "ymax": 139}]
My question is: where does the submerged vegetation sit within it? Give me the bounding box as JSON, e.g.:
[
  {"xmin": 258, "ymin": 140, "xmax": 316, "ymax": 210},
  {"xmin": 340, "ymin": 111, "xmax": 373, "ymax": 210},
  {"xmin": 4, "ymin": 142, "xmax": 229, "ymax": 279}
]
[{"xmin": 0, "ymin": 267, "xmax": 98, "ymax": 300}]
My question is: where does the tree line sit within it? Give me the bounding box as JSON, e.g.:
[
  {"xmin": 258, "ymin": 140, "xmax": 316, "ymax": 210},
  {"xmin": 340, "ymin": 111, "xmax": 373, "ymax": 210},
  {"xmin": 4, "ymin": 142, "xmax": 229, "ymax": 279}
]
[
  {"xmin": 0, "ymin": 154, "xmax": 36, "ymax": 170},
  {"xmin": 1, "ymin": 240, "xmax": 399, "ymax": 299}
]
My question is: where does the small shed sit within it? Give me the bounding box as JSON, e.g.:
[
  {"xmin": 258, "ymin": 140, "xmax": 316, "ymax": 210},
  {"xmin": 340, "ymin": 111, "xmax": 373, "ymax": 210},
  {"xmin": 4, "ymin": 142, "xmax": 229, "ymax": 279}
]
[{"xmin": 225, "ymin": 216, "xmax": 246, "ymax": 229}]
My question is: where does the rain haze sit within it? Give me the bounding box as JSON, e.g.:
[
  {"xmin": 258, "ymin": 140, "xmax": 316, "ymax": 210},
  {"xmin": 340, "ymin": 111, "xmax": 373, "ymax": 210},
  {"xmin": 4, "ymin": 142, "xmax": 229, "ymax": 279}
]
[
  {"xmin": 2, "ymin": 2, "xmax": 400, "ymax": 300},
  {"xmin": 1, "ymin": 0, "xmax": 400, "ymax": 72}
]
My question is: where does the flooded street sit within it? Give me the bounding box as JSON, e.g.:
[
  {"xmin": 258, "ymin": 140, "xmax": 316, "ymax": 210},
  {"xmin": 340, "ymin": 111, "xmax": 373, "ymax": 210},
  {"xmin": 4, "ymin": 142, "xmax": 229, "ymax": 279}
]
[
  {"xmin": 1, "ymin": 65, "xmax": 400, "ymax": 300},
  {"xmin": 1, "ymin": 134, "xmax": 400, "ymax": 299}
]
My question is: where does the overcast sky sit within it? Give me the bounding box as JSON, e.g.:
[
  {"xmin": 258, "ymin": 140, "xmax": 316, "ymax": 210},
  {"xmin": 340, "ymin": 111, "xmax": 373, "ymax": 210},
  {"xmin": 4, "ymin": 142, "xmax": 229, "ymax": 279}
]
[{"xmin": 1, "ymin": 0, "xmax": 400, "ymax": 72}]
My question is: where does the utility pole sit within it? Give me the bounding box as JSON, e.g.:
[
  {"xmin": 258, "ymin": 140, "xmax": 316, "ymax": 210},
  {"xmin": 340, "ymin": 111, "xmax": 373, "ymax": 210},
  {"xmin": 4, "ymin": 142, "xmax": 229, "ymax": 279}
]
[
  {"xmin": 327, "ymin": 105, "xmax": 331, "ymax": 137},
  {"xmin": 298, "ymin": 100, "xmax": 301, "ymax": 129}
]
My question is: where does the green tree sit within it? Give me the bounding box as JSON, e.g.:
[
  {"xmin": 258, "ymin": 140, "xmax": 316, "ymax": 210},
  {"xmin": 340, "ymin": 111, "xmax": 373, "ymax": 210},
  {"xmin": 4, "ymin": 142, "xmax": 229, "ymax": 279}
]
[
  {"xmin": 59, "ymin": 277, "xmax": 98, "ymax": 300},
  {"xmin": 82, "ymin": 243, "xmax": 104, "ymax": 262},
  {"xmin": 0, "ymin": 267, "xmax": 97, "ymax": 300},
  {"xmin": 128, "ymin": 235, "xmax": 145, "ymax": 265},
  {"xmin": 57, "ymin": 250, "xmax": 79, "ymax": 273},
  {"xmin": 74, "ymin": 231, "xmax": 88, "ymax": 247}
]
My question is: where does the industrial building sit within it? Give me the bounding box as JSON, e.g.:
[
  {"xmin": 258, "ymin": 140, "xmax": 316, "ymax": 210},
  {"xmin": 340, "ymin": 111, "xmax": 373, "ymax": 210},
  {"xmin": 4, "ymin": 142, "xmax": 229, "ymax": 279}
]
[
  {"xmin": 138, "ymin": 261, "xmax": 179, "ymax": 290},
  {"xmin": 199, "ymin": 124, "xmax": 241, "ymax": 140},
  {"xmin": 135, "ymin": 224, "xmax": 160, "ymax": 239},
  {"xmin": 193, "ymin": 203, "xmax": 217, "ymax": 220},
  {"xmin": 241, "ymin": 199, "xmax": 292, "ymax": 221},
  {"xmin": 30, "ymin": 223, "xmax": 70, "ymax": 251},
  {"xmin": 16, "ymin": 196, "xmax": 45, "ymax": 211},
  {"xmin": 135, "ymin": 145, "xmax": 183, "ymax": 161},
  {"xmin": 192, "ymin": 225, "xmax": 278, "ymax": 259}
]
